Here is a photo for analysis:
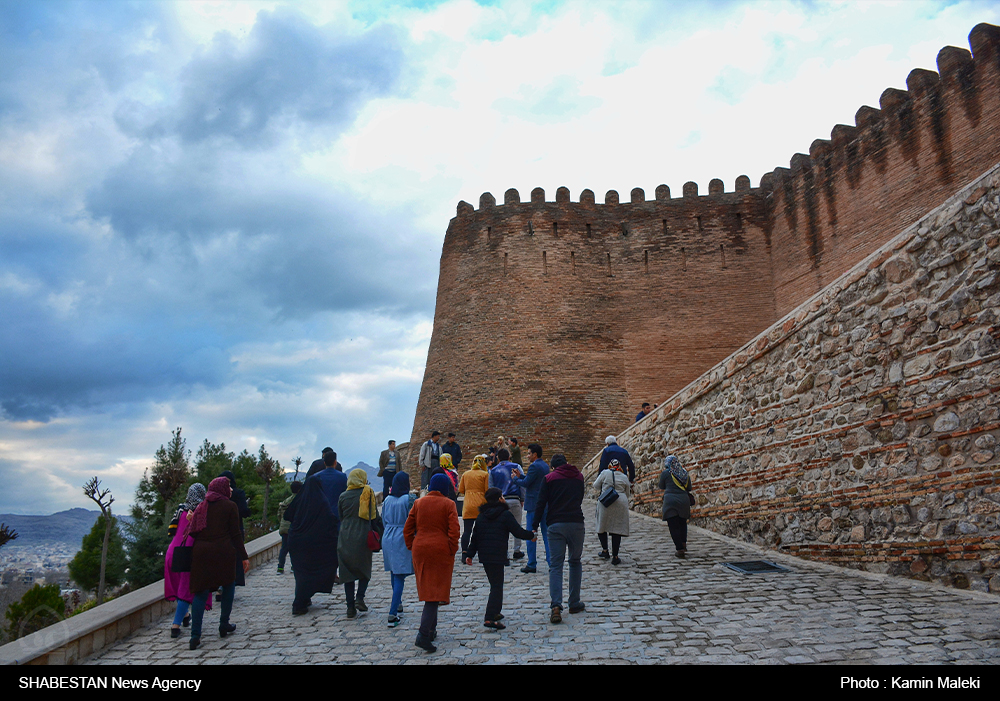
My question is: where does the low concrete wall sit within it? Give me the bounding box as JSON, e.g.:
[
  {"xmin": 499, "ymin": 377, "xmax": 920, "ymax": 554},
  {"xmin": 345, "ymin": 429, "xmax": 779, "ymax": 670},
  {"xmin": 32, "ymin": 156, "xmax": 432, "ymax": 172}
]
[
  {"xmin": 584, "ymin": 164, "xmax": 1000, "ymax": 594},
  {"xmin": 0, "ymin": 531, "xmax": 281, "ymax": 665}
]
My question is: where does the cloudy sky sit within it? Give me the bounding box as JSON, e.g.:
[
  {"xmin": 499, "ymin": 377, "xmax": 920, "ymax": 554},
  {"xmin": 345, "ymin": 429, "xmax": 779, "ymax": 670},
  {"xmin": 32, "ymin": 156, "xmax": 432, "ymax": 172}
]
[{"xmin": 1, "ymin": 0, "xmax": 997, "ymax": 515}]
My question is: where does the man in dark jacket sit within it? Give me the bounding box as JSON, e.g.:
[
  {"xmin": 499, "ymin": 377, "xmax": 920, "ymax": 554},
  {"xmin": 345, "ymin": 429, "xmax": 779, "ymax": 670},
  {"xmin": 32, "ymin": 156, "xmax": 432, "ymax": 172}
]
[
  {"xmin": 441, "ymin": 433, "xmax": 463, "ymax": 469},
  {"xmin": 531, "ymin": 454, "xmax": 585, "ymax": 623},
  {"xmin": 511, "ymin": 443, "xmax": 549, "ymax": 573},
  {"xmin": 598, "ymin": 436, "xmax": 636, "ymax": 483},
  {"xmin": 312, "ymin": 451, "xmax": 347, "ymax": 582},
  {"xmin": 465, "ymin": 488, "xmax": 535, "ymax": 628}
]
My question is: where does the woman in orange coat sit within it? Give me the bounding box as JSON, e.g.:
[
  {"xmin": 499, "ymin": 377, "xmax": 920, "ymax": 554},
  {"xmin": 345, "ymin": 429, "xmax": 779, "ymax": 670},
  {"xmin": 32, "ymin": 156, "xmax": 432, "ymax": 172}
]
[
  {"xmin": 458, "ymin": 455, "xmax": 490, "ymax": 559},
  {"xmin": 404, "ymin": 473, "xmax": 460, "ymax": 653}
]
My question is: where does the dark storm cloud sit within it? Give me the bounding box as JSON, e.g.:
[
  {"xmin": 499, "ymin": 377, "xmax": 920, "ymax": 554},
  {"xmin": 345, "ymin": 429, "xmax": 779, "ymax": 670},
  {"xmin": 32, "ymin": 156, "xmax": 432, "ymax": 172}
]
[
  {"xmin": 122, "ymin": 8, "xmax": 408, "ymax": 147},
  {"xmin": 0, "ymin": 3, "xmax": 433, "ymax": 424}
]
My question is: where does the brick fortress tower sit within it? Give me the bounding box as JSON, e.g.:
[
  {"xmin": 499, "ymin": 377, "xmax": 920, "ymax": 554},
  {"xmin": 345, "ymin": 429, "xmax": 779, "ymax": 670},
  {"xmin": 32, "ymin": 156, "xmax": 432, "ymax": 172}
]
[{"xmin": 409, "ymin": 24, "xmax": 1000, "ymax": 466}]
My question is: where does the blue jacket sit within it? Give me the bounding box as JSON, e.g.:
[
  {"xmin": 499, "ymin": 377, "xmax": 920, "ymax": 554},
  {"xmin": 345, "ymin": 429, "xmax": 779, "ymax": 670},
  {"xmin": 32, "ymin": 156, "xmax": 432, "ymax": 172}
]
[
  {"xmin": 512, "ymin": 459, "xmax": 549, "ymax": 512},
  {"xmin": 489, "ymin": 461, "xmax": 524, "ymax": 499},
  {"xmin": 312, "ymin": 468, "xmax": 348, "ymax": 522}
]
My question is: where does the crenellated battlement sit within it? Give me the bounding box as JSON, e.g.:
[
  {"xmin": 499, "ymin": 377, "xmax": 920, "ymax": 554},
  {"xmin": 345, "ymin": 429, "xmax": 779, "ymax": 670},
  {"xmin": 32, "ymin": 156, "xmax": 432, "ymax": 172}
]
[
  {"xmin": 412, "ymin": 23, "xmax": 1000, "ymax": 480},
  {"xmin": 457, "ymin": 177, "xmax": 758, "ymax": 217}
]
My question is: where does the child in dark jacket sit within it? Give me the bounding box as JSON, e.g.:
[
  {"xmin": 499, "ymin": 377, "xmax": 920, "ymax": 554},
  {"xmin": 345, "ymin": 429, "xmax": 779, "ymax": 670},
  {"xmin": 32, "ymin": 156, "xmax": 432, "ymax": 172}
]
[{"xmin": 465, "ymin": 488, "xmax": 535, "ymax": 629}]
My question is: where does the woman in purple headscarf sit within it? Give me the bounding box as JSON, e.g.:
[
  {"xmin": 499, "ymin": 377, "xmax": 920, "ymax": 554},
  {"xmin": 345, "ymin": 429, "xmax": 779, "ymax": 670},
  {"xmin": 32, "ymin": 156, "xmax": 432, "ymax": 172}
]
[{"xmin": 187, "ymin": 476, "xmax": 249, "ymax": 650}]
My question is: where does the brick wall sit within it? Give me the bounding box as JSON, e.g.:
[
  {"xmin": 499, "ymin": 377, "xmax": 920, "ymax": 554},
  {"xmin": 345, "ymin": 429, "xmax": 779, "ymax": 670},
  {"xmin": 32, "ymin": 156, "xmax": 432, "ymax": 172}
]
[
  {"xmin": 410, "ymin": 24, "xmax": 1000, "ymax": 490},
  {"xmin": 585, "ymin": 167, "xmax": 1000, "ymax": 593}
]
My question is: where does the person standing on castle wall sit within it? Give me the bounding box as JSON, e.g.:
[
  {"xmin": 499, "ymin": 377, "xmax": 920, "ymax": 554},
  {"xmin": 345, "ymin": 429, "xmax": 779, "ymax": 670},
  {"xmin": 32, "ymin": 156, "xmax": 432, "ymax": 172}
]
[
  {"xmin": 530, "ymin": 454, "xmax": 586, "ymax": 624},
  {"xmin": 659, "ymin": 455, "xmax": 694, "ymax": 558},
  {"xmin": 509, "ymin": 437, "xmax": 522, "ymax": 468},
  {"xmin": 419, "ymin": 431, "xmax": 442, "ymax": 490},
  {"xmin": 635, "ymin": 403, "xmax": 651, "ymax": 423},
  {"xmin": 511, "ymin": 443, "xmax": 550, "ymax": 573},
  {"xmin": 442, "ymin": 433, "xmax": 463, "ymax": 470},
  {"xmin": 599, "ymin": 436, "xmax": 636, "ymax": 484},
  {"xmin": 379, "ymin": 440, "xmax": 401, "ymax": 498}
]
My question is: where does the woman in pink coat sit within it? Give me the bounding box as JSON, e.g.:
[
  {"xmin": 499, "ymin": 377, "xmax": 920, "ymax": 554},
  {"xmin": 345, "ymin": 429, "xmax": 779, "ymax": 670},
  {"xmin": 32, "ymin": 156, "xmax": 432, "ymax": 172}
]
[{"xmin": 164, "ymin": 483, "xmax": 210, "ymax": 638}]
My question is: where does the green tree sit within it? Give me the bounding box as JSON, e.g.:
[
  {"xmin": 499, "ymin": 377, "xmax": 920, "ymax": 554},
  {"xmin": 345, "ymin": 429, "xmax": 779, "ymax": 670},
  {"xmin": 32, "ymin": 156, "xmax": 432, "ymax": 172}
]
[
  {"xmin": 133, "ymin": 428, "xmax": 192, "ymax": 522},
  {"xmin": 194, "ymin": 439, "xmax": 234, "ymax": 488},
  {"xmin": 0, "ymin": 523, "xmax": 17, "ymax": 549},
  {"xmin": 68, "ymin": 515, "xmax": 126, "ymax": 596},
  {"xmin": 5, "ymin": 583, "xmax": 66, "ymax": 641},
  {"xmin": 81, "ymin": 477, "xmax": 116, "ymax": 604},
  {"xmin": 254, "ymin": 445, "xmax": 283, "ymax": 527},
  {"xmin": 122, "ymin": 517, "xmax": 168, "ymax": 589}
]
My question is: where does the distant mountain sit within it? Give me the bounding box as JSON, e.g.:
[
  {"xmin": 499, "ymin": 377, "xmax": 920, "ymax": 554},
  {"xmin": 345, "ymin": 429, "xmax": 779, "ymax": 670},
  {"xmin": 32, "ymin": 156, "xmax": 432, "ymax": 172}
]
[
  {"xmin": 0, "ymin": 508, "xmax": 107, "ymax": 547},
  {"xmin": 348, "ymin": 461, "xmax": 380, "ymax": 489}
]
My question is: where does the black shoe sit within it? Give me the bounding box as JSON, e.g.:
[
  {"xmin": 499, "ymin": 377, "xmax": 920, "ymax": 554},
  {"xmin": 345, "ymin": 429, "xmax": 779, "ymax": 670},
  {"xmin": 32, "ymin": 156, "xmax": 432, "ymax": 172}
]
[
  {"xmin": 493, "ymin": 613, "xmax": 505, "ymax": 621},
  {"xmin": 598, "ymin": 550, "xmax": 610, "ymax": 560},
  {"xmin": 189, "ymin": 637, "xmax": 201, "ymax": 650},
  {"xmin": 512, "ymin": 551, "xmax": 525, "ymax": 560},
  {"xmin": 415, "ymin": 633, "xmax": 437, "ymax": 653},
  {"xmin": 520, "ymin": 565, "xmax": 536, "ymax": 573},
  {"xmin": 293, "ymin": 607, "xmax": 309, "ymax": 616},
  {"xmin": 182, "ymin": 614, "xmax": 191, "ymax": 628},
  {"xmin": 219, "ymin": 623, "xmax": 236, "ymax": 637},
  {"xmin": 170, "ymin": 627, "xmax": 181, "ymax": 638},
  {"xmin": 356, "ymin": 598, "xmax": 368, "ymax": 612},
  {"xmin": 484, "ymin": 619, "xmax": 506, "ymax": 630},
  {"xmin": 612, "ymin": 556, "xmax": 621, "ymax": 565},
  {"xmin": 569, "ymin": 603, "xmax": 586, "ymax": 614}
]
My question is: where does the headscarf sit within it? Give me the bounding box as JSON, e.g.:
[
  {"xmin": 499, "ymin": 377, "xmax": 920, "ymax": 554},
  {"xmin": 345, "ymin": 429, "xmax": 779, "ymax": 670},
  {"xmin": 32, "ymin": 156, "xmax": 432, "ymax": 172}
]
[
  {"xmin": 609, "ymin": 459, "xmax": 624, "ymax": 473},
  {"xmin": 429, "ymin": 473, "xmax": 452, "ymax": 495},
  {"xmin": 190, "ymin": 476, "xmax": 232, "ymax": 534},
  {"xmin": 665, "ymin": 455, "xmax": 690, "ymax": 487},
  {"xmin": 219, "ymin": 470, "xmax": 238, "ymax": 489},
  {"xmin": 439, "ymin": 453, "xmax": 453, "ymax": 470},
  {"xmin": 390, "ymin": 471, "xmax": 411, "ymax": 497},
  {"xmin": 181, "ymin": 483, "xmax": 207, "ymax": 512},
  {"xmin": 471, "ymin": 455, "xmax": 489, "ymax": 472},
  {"xmin": 347, "ymin": 468, "xmax": 376, "ymax": 520}
]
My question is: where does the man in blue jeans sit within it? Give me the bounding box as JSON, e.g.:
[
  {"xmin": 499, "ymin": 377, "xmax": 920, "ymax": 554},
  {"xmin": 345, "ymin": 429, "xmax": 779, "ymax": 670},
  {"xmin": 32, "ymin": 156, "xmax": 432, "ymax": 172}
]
[
  {"xmin": 530, "ymin": 454, "xmax": 585, "ymax": 623},
  {"xmin": 513, "ymin": 443, "xmax": 550, "ymax": 573}
]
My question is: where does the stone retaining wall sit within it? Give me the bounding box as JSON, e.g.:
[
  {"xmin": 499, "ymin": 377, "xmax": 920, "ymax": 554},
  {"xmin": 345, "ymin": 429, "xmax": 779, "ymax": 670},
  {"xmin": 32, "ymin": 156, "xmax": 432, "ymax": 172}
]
[
  {"xmin": 585, "ymin": 165, "xmax": 1000, "ymax": 594},
  {"xmin": 0, "ymin": 531, "xmax": 281, "ymax": 665}
]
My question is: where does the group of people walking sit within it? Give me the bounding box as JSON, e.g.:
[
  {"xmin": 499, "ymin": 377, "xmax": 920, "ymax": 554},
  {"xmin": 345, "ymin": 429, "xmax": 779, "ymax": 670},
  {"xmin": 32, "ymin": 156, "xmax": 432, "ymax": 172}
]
[{"xmin": 163, "ymin": 433, "xmax": 695, "ymax": 654}]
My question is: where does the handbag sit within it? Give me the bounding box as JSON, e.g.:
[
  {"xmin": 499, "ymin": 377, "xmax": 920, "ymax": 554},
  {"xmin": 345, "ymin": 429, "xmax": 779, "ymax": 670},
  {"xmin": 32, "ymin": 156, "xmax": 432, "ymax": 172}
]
[
  {"xmin": 366, "ymin": 514, "xmax": 385, "ymax": 552},
  {"xmin": 598, "ymin": 472, "xmax": 620, "ymax": 507},
  {"xmin": 170, "ymin": 519, "xmax": 194, "ymax": 573}
]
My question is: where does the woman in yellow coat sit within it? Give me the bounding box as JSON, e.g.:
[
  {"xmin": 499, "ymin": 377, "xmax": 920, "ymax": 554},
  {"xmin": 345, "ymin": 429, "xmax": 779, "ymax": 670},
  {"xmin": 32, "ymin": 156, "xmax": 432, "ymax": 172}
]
[{"xmin": 458, "ymin": 455, "xmax": 490, "ymax": 559}]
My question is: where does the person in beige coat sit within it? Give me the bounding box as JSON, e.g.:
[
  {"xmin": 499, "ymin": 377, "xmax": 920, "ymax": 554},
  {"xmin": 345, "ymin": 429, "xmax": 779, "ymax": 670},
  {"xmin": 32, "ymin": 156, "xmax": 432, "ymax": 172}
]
[{"xmin": 593, "ymin": 459, "xmax": 631, "ymax": 565}]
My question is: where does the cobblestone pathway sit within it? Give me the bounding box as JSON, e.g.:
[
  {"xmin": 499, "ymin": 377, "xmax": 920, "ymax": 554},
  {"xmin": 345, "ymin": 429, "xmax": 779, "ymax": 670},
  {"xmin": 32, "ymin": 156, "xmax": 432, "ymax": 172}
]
[{"xmin": 86, "ymin": 502, "xmax": 1000, "ymax": 665}]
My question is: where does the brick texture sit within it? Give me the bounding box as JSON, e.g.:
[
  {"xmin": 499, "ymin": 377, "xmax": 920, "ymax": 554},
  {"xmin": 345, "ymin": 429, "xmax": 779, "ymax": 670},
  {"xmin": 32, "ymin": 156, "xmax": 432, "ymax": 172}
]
[{"xmin": 409, "ymin": 24, "xmax": 1000, "ymax": 486}]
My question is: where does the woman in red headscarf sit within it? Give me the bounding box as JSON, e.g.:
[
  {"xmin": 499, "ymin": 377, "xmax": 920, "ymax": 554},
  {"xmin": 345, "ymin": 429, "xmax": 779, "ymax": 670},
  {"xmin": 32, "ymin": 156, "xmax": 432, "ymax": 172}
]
[{"xmin": 188, "ymin": 476, "xmax": 249, "ymax": 650}]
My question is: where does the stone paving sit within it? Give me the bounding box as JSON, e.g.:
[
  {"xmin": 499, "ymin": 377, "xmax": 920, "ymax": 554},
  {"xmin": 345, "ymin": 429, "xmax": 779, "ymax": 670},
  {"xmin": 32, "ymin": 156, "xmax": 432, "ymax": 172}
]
[{"xmin": 85, "ymin": 501, "xmax": 1000, "ymax": 665}]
